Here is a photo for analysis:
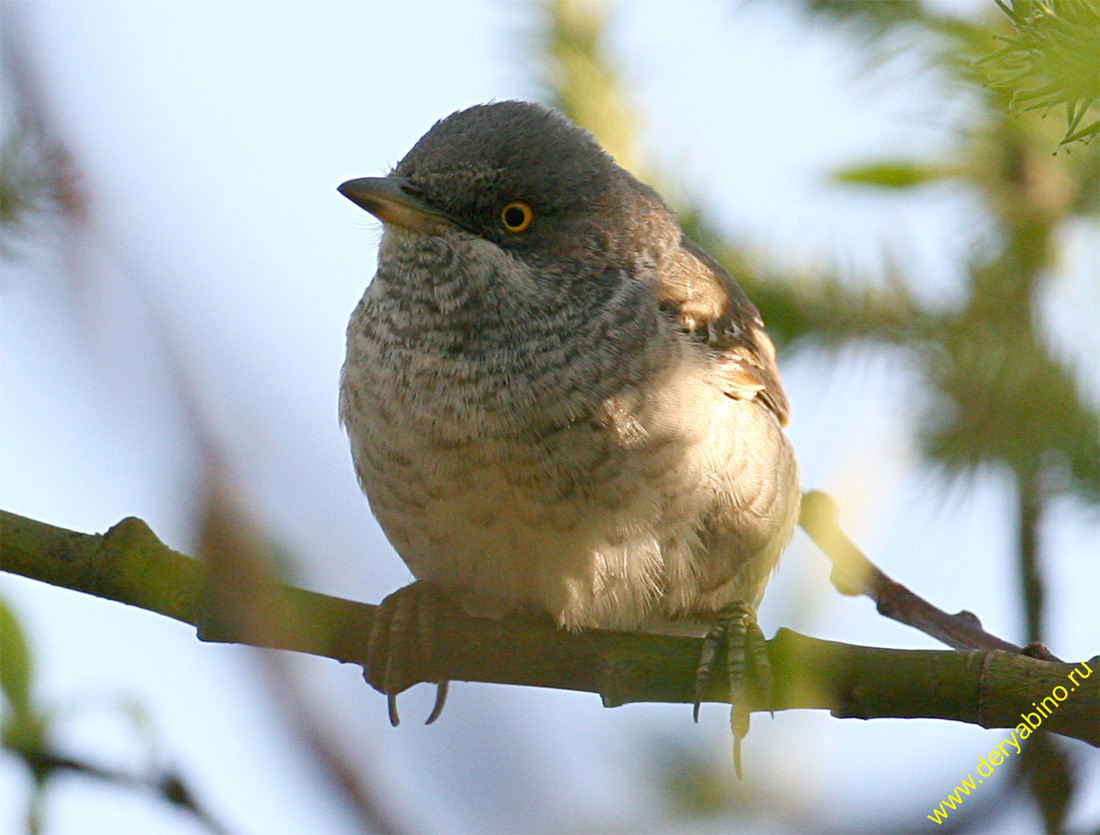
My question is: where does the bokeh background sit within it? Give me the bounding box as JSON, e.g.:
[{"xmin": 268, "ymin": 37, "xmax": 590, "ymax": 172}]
[{"xmin": 2, "ymin": 1, "xmax": 1097, "ymax": 832}]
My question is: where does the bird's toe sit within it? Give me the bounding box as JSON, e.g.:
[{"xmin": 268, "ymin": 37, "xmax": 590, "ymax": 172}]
[
  {"xmin": 365, "ymin": 580, "xmax": 450, "ymax": 726},
  {"xmin": 693, "ymin": 601, "xmax": 773, "ymax": 779}
]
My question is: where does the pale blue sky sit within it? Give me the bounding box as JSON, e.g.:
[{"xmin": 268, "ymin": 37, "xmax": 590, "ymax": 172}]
[{"xmin": 2, "ymin": 2, "xmax": 1097, "ymax": 833}]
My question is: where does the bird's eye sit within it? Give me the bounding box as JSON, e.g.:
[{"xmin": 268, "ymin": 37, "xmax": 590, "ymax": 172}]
[{"xmin": 500, "ymin": 201, "xmax": 534, "ymax": 233}]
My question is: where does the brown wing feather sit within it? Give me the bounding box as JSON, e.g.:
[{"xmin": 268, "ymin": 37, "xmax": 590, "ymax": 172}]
[{"xmin": 657, "ymin": 237, "xmax": 790, "ymax": 426}]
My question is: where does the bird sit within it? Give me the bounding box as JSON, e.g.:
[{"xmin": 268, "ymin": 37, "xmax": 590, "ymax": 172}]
[{"xmin": 338, "ymin": 100, "xmax": 799, "ymax": 776}]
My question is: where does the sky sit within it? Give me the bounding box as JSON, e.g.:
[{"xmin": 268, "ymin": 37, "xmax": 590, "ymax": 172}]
[{"xmin": 1, "ymin": 1, "xmax": 1097, "ymax": 833}]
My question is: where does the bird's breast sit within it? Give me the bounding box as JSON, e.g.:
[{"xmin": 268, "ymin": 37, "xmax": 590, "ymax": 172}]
[{"xmin": 340, "ymin": 251, "xmax": 797, "ymax": 631}]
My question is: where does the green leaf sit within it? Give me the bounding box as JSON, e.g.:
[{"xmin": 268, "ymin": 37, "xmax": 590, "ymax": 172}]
[
  {"xmin": 830, "ymin": 161, "xmax": 957, "ymax": 188},
  {"xmin": 1060, "ymin": 118, "xmax": 1100, "ymax": 145},
  {"xmin": 0, "ymin": 597, "xmax": 48, "ymax": 761},
  {"xmin": 979, "ymin": 0, "xmax": 1100, "ymax": 148},
  {"xmin": 0, "ymin": 597, "xmax": 33, "ymax": 717}
]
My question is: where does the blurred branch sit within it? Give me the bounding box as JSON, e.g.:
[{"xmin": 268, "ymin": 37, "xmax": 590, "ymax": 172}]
[
  {"xmin": 3, "ymin": 17, "xmax": 407, "ymax": 829},
  {"xmin": 191, "ymin": 471, "xmax": 405, "ymax": 835},
  {"xmin": 532, "ymin": 0, "xmax": 650, "ymax": 179},
  {"xmin": 3, "ymin": 509, "xmax": 1096, "ymax": 747},
  {"xmin": 12, "ymin": 750, "xmax": 231, "ymax": 835},
  {"xmin": 1, "ymin": 9, "xmax": 87, "ymax": 261},
  {"xmin": 0, "ymin": 120, "xmax": 83, "ymax": 257}
]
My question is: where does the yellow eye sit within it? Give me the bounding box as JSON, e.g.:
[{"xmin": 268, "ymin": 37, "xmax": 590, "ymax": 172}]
[{"xmin": 500, "ymin": 201, "xmax": 534, "ymax": 233}]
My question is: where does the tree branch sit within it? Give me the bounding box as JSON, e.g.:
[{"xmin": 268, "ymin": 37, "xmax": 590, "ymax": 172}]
[
  {"xmin": 798, "ymin": 490, "xmax": 1058, "ymax": 660},
  {"xmin": 2, "ymin": 509, "xmax": 1096, "ymax": 746}
]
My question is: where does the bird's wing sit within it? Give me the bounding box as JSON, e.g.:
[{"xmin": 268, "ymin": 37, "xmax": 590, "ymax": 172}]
[{"xmin": 657, "ymin": 237, "xmax": 790, "ymax": 426}]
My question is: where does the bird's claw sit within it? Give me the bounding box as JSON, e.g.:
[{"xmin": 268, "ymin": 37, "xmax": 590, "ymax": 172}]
[
  {"xmin": 366, "ymin": 581, "xmax": 450, "ymax": 726},
  {"xmin": 693, "ymin": 601, "xmax": 773, "ymax": 779}
]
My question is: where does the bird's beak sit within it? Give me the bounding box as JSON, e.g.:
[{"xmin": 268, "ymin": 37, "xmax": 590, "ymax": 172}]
[{"xmin": 338, "ymin": 176, "xmax": 454, "ymax": 234}]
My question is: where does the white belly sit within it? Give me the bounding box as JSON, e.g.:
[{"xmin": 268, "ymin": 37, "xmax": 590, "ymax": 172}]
[{"xmin": 345, "ymin": 352, "xmax": 799, "ymax": 632}]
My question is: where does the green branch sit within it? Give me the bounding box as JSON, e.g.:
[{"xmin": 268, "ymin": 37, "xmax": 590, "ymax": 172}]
[{"xmin": 2, "ymin": 509, "xmax": 1096, "ymax": 746}]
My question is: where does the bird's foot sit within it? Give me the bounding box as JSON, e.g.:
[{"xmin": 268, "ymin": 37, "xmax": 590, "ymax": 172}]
[
  {"xmin": 365, "ymin": 580, "xmax": 450, "ymax": 726},
  {"xmin": 693, "ymin": 601, "xmax": 772, "ymax": 779}
]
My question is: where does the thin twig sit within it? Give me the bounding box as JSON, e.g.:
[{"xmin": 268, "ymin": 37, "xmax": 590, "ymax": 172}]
[
  {"xmin": 16, "ymin": 751, "xmax": 231, "ymax": 835},
  {"xmin": 798, "ymin": 490, "xmax": 1060, "ymax": 662}
]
